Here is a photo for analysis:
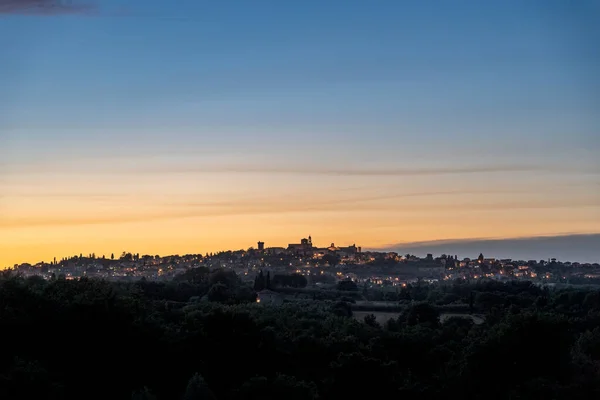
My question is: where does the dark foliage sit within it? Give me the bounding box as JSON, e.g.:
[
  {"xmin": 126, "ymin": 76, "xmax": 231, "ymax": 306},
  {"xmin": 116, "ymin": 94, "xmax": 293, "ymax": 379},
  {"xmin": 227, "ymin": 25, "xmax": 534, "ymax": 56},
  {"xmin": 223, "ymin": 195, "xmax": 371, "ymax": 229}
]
[
  {"xmin": 1, "ymin": 272, "xmax": 600, "ymax": 399},
  {"xmin": 272, "ymin": 273, "xmax": 308, "ymax": 289}
]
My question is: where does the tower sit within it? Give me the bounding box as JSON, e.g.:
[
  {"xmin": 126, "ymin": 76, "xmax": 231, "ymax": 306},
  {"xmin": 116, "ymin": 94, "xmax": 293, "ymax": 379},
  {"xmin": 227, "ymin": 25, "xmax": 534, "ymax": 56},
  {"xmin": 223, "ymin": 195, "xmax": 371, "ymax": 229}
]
[
  {"xmin": 308, "ymin": 235, "xmax": 312, "ymax": 246},
  {"xmin": 257, "ymin": 241, "xmax": 265, "ymax": 251}
]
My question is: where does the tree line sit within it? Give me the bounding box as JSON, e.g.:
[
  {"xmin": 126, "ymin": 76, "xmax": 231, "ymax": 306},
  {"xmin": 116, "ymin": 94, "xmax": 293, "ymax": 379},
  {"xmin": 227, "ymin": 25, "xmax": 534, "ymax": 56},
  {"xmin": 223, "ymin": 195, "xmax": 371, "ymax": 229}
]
[{"xmin": 1, "ymin": 269, "xmax": 600, "ymax": 399}]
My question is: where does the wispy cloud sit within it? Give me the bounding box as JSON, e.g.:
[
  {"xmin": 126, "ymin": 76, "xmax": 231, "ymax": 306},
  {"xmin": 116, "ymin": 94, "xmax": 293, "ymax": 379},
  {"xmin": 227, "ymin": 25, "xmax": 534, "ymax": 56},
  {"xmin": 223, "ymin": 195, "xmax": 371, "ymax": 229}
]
[
  {"xmin": 2, "ymin": 195, "xmax": 598, "ymax": 229},
  {"xmin": 0, "ymin": 193, "xmax": 122, "ymax": 200},
  {"xmin": 137, "ymin": 164, "xmax": 543, "ymax": 177},
  {"xmin": 6, "ymin": 158, "xmax": 598, "ymax": 178},
  {"xmin": 169, "ymin": 189, "xmax": 528, "ymax": 209},
  {"xmin": 0, "ymin": 203, "xmax": 391, "ymax": 229},
  {"xmin": 0, "ymin": 0, "xmax": 95, "ymax": 15}
]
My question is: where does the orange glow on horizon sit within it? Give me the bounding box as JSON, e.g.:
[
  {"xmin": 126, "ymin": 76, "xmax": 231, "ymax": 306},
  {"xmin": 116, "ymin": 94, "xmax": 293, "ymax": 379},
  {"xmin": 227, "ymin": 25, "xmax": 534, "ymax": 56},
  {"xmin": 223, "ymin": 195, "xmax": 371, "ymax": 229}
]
[
  {"xmin": 1, "ymin": 162, "xmax": 599, "ymax": 268},
  {"xmin": 2, "ymin": 205, "xmax": 599, "ymax": 267}
]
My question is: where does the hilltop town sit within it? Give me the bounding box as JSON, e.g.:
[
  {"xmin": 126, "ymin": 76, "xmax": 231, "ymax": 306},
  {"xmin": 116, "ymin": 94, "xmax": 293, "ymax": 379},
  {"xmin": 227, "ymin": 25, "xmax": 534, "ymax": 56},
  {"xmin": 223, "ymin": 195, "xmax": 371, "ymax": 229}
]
[
  {"xmin": 9, "ymin": 235, "xmax": 600, "ymax": 288},
  {"xmin": 4, "ymin": 235, "xmax": 600, "ymax": 399}
]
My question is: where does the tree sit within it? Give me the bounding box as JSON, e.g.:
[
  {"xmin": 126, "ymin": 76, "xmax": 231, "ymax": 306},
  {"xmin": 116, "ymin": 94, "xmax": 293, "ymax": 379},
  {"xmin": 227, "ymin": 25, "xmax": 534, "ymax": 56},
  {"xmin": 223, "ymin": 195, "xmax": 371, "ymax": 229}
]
[
  {"xmin": 254, "ymin": 270, "xmax": 265, "ymax": 291},
  {"xmin": 175, "ymin": 267, "xmax": 210, "ymax": 284},
  {"xmin": 290, "ymin": 273, "xmax": 307, "ymax": 288},
  {"xmin": 272, "ymin": 273, "xmax": 308, "ymax": 288},
  {"xmin": 583, "ymin": 291, "xmax": 600, "ymax": 310},
  {"xmin": 182, "ymin": 373, "xmax": 216, "ymax": 400},
  {"xmin": 207, "ymin": 283, "xmax": 230, "ymax": 302},
  {"xmin": 463, "ymin": 313, "xmax": 572, "ymax": 396},
  {"xmin": 398, "ymin": 287, "xmax": 412, "ymax": 301},
  {"xmin": 332, "ymin": 300, "xmax": 353, "ymax": 317},
  {"xmin": 325, "ymin": 353, "xmax": 400, "ymax": 398},
  {"xmin": 404, "ymin": 302, "xmax": 440, "ymax": 327},
  {"xmin": 238, "ymin": 375, "xmax": 317, "ymax": 400},
  {"xmin": 0, "ymin": 357, "xmax": 60, "ymax": 400},
  {"xmin": 469, "ymin": 291, "xmax": 475, "ymax": 313},
  {"xmin": 337, "ymin": 280, "xmax": 358, "ymax": 291},
  {"xmin": 209, "ymin": 269, "xmax": 238, "ymax": 288},
  {"xmin": 234, "ymin": 286, "xmax": 258, "ymax": 304},
  {"xmin": 364, "ymin": 314, "xmax": 380, "ymax": 328},
  {"xmin": 111, "ymin": 253, "xmax": 114, "ymax": 260},
  {"xmin": 132, "ymin": 387, "xmax": 157, "ymax": 400},
  {"xmin": 476, "ymin": 291, "xmax": 505, "ymax": 311},
  {"xmin": 266, "ymin": 271, "xmax": 271, "ymax": 289}
]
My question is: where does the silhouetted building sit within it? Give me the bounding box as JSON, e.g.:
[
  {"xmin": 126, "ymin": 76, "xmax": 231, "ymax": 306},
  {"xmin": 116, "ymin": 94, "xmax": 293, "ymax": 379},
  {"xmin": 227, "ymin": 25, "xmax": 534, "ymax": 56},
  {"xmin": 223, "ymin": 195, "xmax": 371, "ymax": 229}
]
[
  {"xmin": 257, "ymin": 241, "xmax": 265, "ymax": 251},
  {"xmin": 326, "ymin": 243, "xmax": 359, "ymax": 257},
  {"xmin": 288, "ymin": 236, "xmax": 314, "ymax": 255}
]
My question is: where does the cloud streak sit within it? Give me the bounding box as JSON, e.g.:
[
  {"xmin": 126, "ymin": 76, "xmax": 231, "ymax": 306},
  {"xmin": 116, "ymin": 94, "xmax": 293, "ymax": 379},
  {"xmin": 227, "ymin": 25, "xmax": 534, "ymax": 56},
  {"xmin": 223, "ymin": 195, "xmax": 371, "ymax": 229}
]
[
  {"xmin": 2, "ymin": 196, "xmax": 598, "ymax": 229},
  {"xmin": 0, "ymin": 0, "xmax": 95, "ymax": 15},
  {"xmin": 138, "ymin": 164, "xmax": 544, "ymax": 177},
  {"xmin": 6, "ymin": 159, "xmax": 598, "ymax": 178},
  {"xmin": 169, "ymin": 189, "xmax": 531, "ymax": 209}
]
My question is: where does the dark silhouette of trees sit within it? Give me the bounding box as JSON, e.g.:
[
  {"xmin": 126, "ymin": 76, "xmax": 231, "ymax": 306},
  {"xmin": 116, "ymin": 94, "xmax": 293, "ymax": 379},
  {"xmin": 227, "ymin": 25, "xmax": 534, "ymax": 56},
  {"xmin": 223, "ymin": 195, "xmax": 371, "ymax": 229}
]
[
  {"xmin": 336, "ymin": 279, "xmax": 358, "ymax": 291},
  {"xmin": 1, "ymin": 274, "xmax": 600, "ymax": 399},
  {"xmin": 469, "ymin": 290, "xmax": 475, "ymax": 313},
  {"xmin": 182, "ymin": 373, "xmax": 216, "ymax": 400},
  {"xmin": 364, "ymin": 313, "xmax": 379, "ymax": 328},
  {"xmin": 175, "ymin": 267, "xmax": 210, "ymax": 284},
  {"xmin": 207, "ymin": 283, "xmax": 230, "ymax": 302},
  {"xmin": 209, "ymin": 268, "xmax": 238, "ymax": 287},
  {"xmin": 254, "ymin": 270, "xmax": 279, "ymax": 291},
  {"xmin": 272, "ymin": 273, "xmax": 308, "ymax": 288},
  {"xmin": 132, "ymin": 387, "xmax": 157, "ymax": 400},
  {"xmin": 254, "ymin": 270, "xmax": 266, "ymax": 291},
  {"xmin": 266, "ymin": 271, "xmax": 271, "ymax": 289},
  {"xmin": 237, "ymin": 374, "xmax": 317, "ymax": 400},
  {"xmin": 403, "ymin": 302, "xmax": 440, "ymax": 327}
]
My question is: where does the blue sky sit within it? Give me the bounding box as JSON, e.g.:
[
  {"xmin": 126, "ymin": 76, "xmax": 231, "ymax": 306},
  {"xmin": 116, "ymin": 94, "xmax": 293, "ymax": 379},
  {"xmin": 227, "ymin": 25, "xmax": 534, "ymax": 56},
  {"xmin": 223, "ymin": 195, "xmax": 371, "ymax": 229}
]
[
  {"xmin": 0, "ymin": 0, "xmax": 599, "ymax": 265},
  {"xmin": 2, "ymin": 0, "xmax": 599, "ymax": 154}
]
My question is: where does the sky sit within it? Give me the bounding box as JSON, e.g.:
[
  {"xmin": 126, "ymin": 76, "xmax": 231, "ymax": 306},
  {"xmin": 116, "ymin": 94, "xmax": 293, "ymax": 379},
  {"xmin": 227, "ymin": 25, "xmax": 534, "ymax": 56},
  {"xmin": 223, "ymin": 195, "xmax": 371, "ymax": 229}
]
[{"xmin": 1, "ymin": 0, "xmax": 599, "ymax": 267}]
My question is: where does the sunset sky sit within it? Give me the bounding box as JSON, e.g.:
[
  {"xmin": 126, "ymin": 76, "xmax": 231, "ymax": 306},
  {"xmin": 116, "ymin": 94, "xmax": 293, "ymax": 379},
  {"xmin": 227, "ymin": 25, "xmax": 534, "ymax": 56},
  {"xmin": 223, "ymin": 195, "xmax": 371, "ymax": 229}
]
[{"xmin": 1, "ymin": 0, "xmax": 599, "ymax": 267}]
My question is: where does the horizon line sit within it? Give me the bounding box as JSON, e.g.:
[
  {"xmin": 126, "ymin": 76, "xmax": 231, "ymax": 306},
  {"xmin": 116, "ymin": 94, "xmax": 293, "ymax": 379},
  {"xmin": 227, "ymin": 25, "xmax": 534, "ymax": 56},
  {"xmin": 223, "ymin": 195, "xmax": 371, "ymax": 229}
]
[
  {"xmin": 5, "ymin": 231, "xmax": 599, "ymax": 268},
  {"xmin": 373, "ymin": 231, "xmax": 600, "ymax": 249}
]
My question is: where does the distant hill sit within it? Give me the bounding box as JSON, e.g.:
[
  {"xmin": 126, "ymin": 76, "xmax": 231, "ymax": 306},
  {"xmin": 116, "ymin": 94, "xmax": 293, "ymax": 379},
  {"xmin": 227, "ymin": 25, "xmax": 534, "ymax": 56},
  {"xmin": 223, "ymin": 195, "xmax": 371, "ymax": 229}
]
[{"xmin": 377, "ymin": 233, "xmax": 600, "ymax": 263}]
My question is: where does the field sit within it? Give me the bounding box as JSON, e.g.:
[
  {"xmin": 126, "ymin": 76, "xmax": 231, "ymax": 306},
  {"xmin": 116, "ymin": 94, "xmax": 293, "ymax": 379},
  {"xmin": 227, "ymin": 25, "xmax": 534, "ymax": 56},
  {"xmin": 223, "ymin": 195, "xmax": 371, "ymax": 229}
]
[
  {"xmin": 440, "ymin": 313, "xmax": 485, "ymax": 324},
  {"xmin": 353, "ymin": 311, "xmax": 400, "ymax": 325},
  {"xmin": 353, "ymin": 311, "xmax": 485, "ymax": 325}
]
